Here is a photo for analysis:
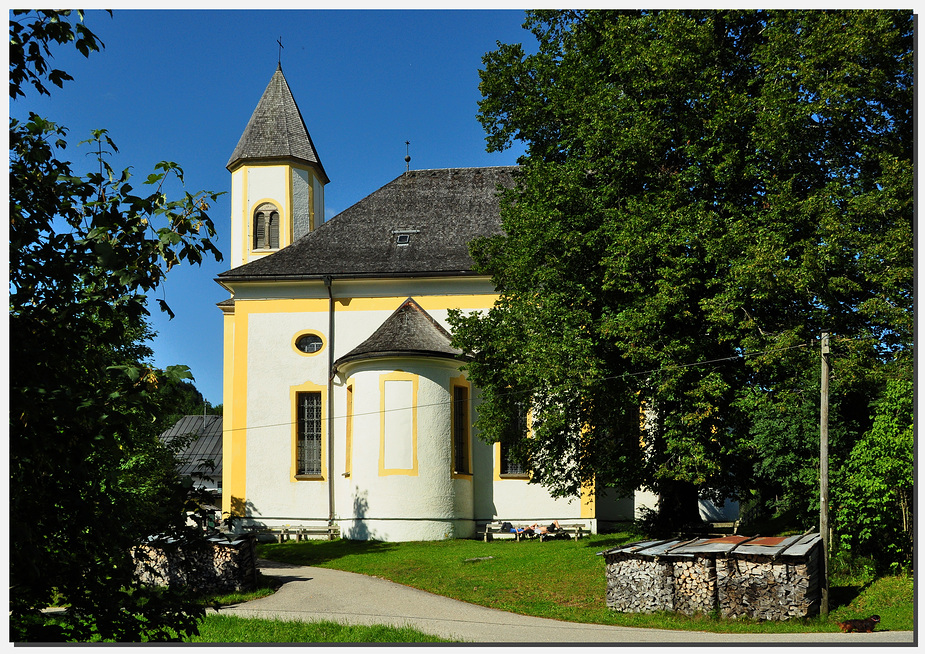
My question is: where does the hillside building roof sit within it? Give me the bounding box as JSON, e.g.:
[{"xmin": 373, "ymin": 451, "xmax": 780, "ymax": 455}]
[{"xmin": 159, "ymin": 415, "xmax": 223, "ymax": 480}]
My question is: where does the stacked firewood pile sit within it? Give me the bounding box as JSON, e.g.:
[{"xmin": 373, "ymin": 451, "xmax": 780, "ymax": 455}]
[
  {"xmin": 604, "ymin": 556, "xmax": 674, "ymax": 613},
  {"xmin": 600, "ymin": 533, "xmax": 821, "ymax": 621},
  {"xmin": 603, "ymin": 555, "xmax": 717, "ymax": 616},
  {"xmin": 716, "ymin": 554, "xmax": 819, "ymax": 620},
  {"xmin": 673, "ymin": 556, "xmax": 716, "ymax": 616},
  {"xmin": 134, "ymin": 533, "xmax": 258, "ymax": 593}
]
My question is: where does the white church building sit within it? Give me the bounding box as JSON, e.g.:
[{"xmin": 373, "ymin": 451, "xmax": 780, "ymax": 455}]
[{"xmin": 217, "ymin": 66, "xmax": 737, "ymax": 541}]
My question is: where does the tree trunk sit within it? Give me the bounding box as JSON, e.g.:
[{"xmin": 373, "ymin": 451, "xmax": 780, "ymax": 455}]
[{"xmin": 656, "ymin": 480, "xmax": 703, "ymax": 534}]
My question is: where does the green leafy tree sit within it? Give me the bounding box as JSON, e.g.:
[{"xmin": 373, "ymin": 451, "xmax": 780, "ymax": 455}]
[
  {"xmin": 741, "ymin": 349, "xmax": 882, "ymax": 530},
  {"xmin": 834, "ymin": 378, "xmax": 913, "ymax": 570},
  {"xmin": 156, "ymin": 377, "xmax": 222, "ymax": 429},
  {"xmin": 450, "ymin": 10, "xmax": 913, "ymax": 528},
  {"xmin": 10, "ymin": 10, "xmax": 223, "ymax": 641}
]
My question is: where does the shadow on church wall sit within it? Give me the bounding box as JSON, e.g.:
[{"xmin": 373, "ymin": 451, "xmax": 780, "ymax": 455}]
[{"xmin": 344, "ymin": 488, "xmax": 371, "ymax": 540}]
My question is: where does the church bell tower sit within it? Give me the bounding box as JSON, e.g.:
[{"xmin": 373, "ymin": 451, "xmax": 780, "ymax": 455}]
[{"xmin": 226, "ymin": 65, "xmax": 329, "ymax": 269}]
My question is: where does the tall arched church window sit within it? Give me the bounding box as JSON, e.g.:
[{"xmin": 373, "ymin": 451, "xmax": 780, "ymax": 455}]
[{"xmin": 253, "ymin": 203, "xmax": 280, "ymax": 249}]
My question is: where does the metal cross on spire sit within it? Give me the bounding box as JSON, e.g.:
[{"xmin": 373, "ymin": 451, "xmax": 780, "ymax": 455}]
[{"xmin": 277, "ymin": 37, "xmax": 284, "ymax": 67}]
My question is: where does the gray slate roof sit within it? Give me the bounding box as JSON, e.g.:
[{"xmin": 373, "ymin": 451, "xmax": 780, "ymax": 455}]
[
  {"xmin": 159, "ymin": 415, "xmax": 223, "ymax": 479},
  {"xmin": 334, "ymin": 298, "xmax": 462, "ymax": 369},
  {"xmin": 226, "ymin": 65, "xmax": 328, "ymax": 182},
  {"xmin": 218, "ymin": 166, "xmax": 517, "ymax": 281}
]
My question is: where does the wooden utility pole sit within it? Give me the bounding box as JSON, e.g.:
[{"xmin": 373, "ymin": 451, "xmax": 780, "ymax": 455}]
[{"xmin": 819, "ymin": 331, "xmax": 830, "ymax": 615}]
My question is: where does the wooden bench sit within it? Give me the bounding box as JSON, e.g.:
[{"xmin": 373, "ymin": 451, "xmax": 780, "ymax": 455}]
[
  {"xmin": 477, "ymin": 522, "xmax": 585, "ymax": 542},
  {"xmin": 706, "ymin": 520, "xmax": 740, "ymax": 535},
  {"xmin": 244, "ymin": 524, "xmax": 340, "ymax": 542}
]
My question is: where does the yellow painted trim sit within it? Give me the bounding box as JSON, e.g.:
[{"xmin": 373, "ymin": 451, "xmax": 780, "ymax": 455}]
[
  {"xmin": 378, "ymin": 371, "xmax": 419, "ymax": 476},
  {"xmin": 231, "ymin": 295, "xmax": 497, "ymax": 315},
  {"xmin": 493, "ymin": 442, "xmax": 531, "ymax": 481},
  {"xmin": 221, "ymin": 309, "xmax": 234, "ymax": 515},
  {"xmin": 494, "ymin": 406, "xmax": 532, "ymax": 481},
  {"xmin": 291, "ymin": 329, "xmax": 326, "ymax": 357},
  {"xmin": 580, "ymin": 478, "xmax": 596, "ymax": 519},
  {"xmin": 493, "ymin": 442, "xmax": 502, "ymax": 481},
  {"xmin": 450, "ymin": 374, "xmax": 473, "ymax": 480},
  {"xmin": 235, "ymin": 298, "xmax": 331, "ymax": 314},
  {"xmin": 341, "ymin": 295, "xmax": 498, "ymax": 313},
  {"xmin": 223, "ymin": 301, "xmax": 249, "ymax": 517},
  {"xmin": 290, "ymin": 380, "xmax": 328, "ymax": 482},
  {"xmin": 345, "ymin": 381, "xmax": 354, "ymax": 477}
]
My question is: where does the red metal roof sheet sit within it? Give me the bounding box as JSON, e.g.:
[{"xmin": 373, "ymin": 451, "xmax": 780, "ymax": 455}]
[{"xmin": 703, "ymin": 535, "xmax": 750, "ymax": 545}]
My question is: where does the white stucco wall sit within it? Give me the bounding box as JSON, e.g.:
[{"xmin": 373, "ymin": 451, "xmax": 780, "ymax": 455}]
[
  {"xmin": 313, "ymin": 176, "xmax": 324, "ymax": 226},
  {"xmin": 291, "ymin": 167, "xmax": 311, "ymax": 241},
  {"xmin": 481, "ymin": 475, "xmax": 587, "ymax": 523},
  {"xmin": 632, "ymin": 488, "xmax": 740, "ymax": 522},
  {"xmin": 229, "ymin": 280, "xmax": 625, "ymax": 540},
  {"xmin": 335, "ymin": 358, "xmax": 474, "ymax": 542},
  {"xmin": 230, "ymin": 164, "xmax": 298, "ymax": 268},
  {"xmin": 245, "ymin": 309, "xmax": 331, "ymax": 523},
  {"xmin": 247, "ymin": 166, "xmax": 288, "ymax": 214}
]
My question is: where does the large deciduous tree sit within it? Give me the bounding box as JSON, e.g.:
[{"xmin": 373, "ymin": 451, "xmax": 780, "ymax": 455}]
[
  {"xmin": 10, "ymin": 10, "xmax": 223, "ymax": 641},
  {"xmin": 449, "ymin": 10, "xmax": 913, "ymax": 529},
  {"xmin": 835, "ymin": 378, "xmax": 914, "ymax": 571}
]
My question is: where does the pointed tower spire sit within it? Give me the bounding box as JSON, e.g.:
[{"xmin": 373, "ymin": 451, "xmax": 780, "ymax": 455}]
[
  {"xmin": 226, "ymin": 67, "xmax": 329, "ymax": 268},
  {"xmin": 226, "ymin": 67, "xmax": 329, "ymax": 184}
]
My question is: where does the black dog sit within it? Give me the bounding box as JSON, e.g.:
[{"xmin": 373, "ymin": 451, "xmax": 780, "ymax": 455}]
[{"xmin": 836, "ymin": 615, "xmax": 881, "ymax": 633}]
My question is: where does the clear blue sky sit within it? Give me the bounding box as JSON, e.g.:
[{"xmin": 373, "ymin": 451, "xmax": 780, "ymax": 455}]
[{"xmin": 11, "ymin": 9, "xmax": 535, "ymax": 405}]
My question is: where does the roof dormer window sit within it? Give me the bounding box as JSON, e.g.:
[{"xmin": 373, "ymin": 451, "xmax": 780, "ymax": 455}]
[{"xmin": 392, "ymin": 228, "xmax": 419, "ymax": 247}]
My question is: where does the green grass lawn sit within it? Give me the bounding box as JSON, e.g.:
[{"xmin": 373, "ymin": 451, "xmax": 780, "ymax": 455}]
[
  {"xmin": 190, "ymin": 615, "xmax": 456, "ymax": 643},
  {"xmin": 192, "ymin": 571, "xmax": 279, "ymax": 607},
  {"xmin": 255, "ymin": 528, "xmax": 914, "ymax": 634}
]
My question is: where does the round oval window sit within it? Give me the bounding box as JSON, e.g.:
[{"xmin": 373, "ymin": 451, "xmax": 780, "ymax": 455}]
[{"xmin": 296, "ymin": 334, "xmax": 323, "ymax": 353}]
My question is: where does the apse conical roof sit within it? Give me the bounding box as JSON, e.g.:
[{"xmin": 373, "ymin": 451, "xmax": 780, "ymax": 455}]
[
  {"xmin": 333, "ymin": 298, "xmax": 463, "ymax": 370},
  {"xmin": 226, "ymin": 65, "xmax": 329, "ymax": 183}
]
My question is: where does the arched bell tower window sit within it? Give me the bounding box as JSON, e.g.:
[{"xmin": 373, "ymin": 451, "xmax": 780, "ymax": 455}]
[{"xmin": 253, "ymin": 202, "xmax": 280, "ymax": 250}]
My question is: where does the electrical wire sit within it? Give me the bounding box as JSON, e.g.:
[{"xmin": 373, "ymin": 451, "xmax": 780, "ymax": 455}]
[{"xmin": 218, "ymin": 338, "xmax": 827, "ymax": 434}]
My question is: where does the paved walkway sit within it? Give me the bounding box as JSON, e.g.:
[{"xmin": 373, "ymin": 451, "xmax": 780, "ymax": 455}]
[{"xmin": 210, "ymin": 560, "xmax": 914, "ymax": 644}]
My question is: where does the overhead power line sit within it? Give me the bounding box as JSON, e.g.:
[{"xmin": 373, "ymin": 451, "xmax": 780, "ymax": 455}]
[{"xmin": 218, "ymin": 339, "xmax": 822, "ymax": 435}]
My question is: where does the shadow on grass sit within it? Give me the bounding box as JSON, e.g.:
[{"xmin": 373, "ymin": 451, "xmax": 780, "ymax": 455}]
[
  {"xmin": 829, "ymin": 580, "xmax": 873, "ymax": 612},
  {"xmin": 256, "ymin": 538, "xmax": 399, "ymax": 567},
  {"xmin": 584, "ymin": 536, "xmax": 640, "ymax": 551},
  {"xmin": 581, "ymin": 524, "xmax": 647, "ymax": 552}
]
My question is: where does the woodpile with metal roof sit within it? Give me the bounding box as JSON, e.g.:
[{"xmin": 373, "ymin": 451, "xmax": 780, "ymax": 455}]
[{"xmin": 599, "ymin": 533, "xmax": 822, "ymax": 620}]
